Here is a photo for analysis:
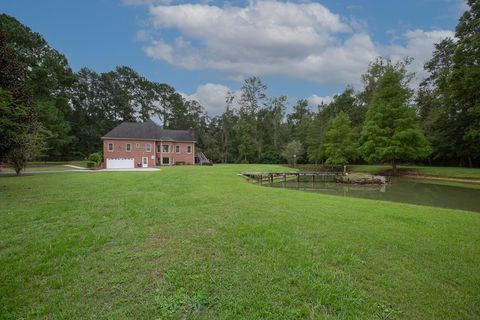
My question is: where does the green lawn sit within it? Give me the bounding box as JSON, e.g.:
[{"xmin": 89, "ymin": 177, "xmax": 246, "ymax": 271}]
[
  {"xmin": 67, "ymin": 160, "xmax": 90, "ymax": 168},
  {"xmin": 1, "ymin": 165, "xmax": 479, "ymax": 319},
  {"xmin": 0, "ymin": 161, "xmax": 90, "ymax": 173},
  {"xmin": 0, "ymin": 165, "xmax": 74, "ymax": 173}
]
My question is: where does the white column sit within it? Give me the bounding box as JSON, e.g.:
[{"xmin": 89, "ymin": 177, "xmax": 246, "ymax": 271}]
[{"xmin": 160, "ymin": 142, "xmax": 163, "ymax": 165}]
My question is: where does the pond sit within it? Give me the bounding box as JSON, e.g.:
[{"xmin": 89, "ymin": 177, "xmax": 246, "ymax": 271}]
[{"xmin": 263, "ymin": 177, "xmax": 480, "ymax": 213}]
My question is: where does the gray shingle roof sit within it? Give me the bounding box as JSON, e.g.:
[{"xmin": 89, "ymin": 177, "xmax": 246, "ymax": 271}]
[{"xmin": 102, "ymin": 120, "xmax": 196, "ymax": 142}]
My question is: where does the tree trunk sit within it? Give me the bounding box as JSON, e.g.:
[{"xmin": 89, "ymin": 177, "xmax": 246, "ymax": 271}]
[
  {"xmin": 391, "ymin": 159, "xmax": 397, "ymax": 176},
  {"xmin": 468, "ymin": 155, "xmax": 473, "ymax": 168},
  {"xmin": 223, "ymin": 135, "xmax": 228, "ymax": 163},
  {"xmin": 14, "ymin": 165, "xmax": 22, "ymax": 176}
]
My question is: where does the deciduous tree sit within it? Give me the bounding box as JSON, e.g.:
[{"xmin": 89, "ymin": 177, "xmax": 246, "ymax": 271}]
[
  {"xmin": 0, "ymin": 14, "xmax": 75, "ymax": 157},
  {"xmin": 306, "ymin": 103, "xmax": 329, "ymax": 164},
  {"xmin": 282, "ymin": 140, "xmax": 302, "ymax": 167}
]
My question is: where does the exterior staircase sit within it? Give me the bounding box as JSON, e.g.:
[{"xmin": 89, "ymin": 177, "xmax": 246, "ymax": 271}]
[{"xmin": 195, "ymin": 152, "xmax": 213, "ymax": 165}]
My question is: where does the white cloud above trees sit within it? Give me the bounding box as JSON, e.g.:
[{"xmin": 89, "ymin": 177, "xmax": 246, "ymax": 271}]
[
  {"xmin": 185, "ymin": 83, "xmax": 238, "ymax": 116},
  {"xmin": 307, "ymin": 94, "xmax": 334, "ymax": 109},
  {"xmin": 385, "ymin": 29, "xmax": 454, "ymax": 81},
  {"xmin": 140, "ymin": 1, "xmax": 453, "ymax": 86},
  {"xmin": 185, "ymin": 84, "xmax": 336, "ymax": 116}
]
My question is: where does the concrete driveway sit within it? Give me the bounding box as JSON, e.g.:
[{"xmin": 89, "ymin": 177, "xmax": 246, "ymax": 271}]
[{"xmin": 99, "ymin": 168, "xmax": 160, "ymax": 172}]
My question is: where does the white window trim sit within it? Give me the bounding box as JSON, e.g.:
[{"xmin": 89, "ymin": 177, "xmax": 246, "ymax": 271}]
[
  {"xmin": 126, "ymin": 143, "xmax": 132, "ymax": 152},
  {"xmin": 108, "ymin": 143, "xmax": 114, "ymax": 152},
  {"xmin": 146, "ymin": 143, "xmax": 151, "ymax": 152},
  {"xmin": 163, "ymin": 145, "xmax": 170, "ymax": 153},
  {"xmin": 175, "ymin": 145, "xmax": 180, "ymax": 153},
  {"xmin": 187, "ymin": 145, "xmax": 192, "ymax": 154},
  {"xmin": 136, "ymin": 143, "xmax": 140, "ymax": 148}
]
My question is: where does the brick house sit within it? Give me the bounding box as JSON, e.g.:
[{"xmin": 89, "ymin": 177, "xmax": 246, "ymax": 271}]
[{"xmin": 101, "ymin": 120, "xmax": 196, "ymax": 168}]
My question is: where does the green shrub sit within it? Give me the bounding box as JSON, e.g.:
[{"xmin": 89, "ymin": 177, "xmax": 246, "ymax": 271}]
[
  {"xmin": 88, "ymin": 152, "xmax": 102, "ymax": 166},
  {"xmin": 86, "ymin": 161, "xmax": 96, "ymax": 168},
  {"xmin": 259, "ymin": 151, "xmax": 284, "ymax": 164}
]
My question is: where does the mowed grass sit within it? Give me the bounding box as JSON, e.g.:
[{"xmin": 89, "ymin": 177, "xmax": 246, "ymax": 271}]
[
  {"xmin": 1, "ymin": 165, "xmax": 479, "ymax": 319},
  {"xmin": 67, "ymin": 161, "xmax": 90, "ymax": 168},
  {"xmin": 0, "ymin": 165, "xmax": 73, "ymax": 172}
]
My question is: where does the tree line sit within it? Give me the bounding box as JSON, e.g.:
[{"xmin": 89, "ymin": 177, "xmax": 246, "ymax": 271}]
[
  {"xmin": 1, "ymin": 1, "xmax": 479, "ymax": 172},
  {"xmin": 203, "ymin": 58, "xmax": 431, "ymax": 174}
]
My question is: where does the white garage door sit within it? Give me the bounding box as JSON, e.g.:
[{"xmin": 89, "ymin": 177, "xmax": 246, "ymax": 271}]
[{"xmin": 106, "ymin": 158, "xmax": 134, "ymax": 169}]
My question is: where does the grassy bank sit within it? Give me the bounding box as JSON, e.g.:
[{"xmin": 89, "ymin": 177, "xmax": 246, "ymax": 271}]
[
  {"xmin": 295, "ymin": 164, "xmax": 480, "ymax": 180},
  {"xmin": 0, "ymin": 165, "xmax": 75, "ymax": 172},
  {"xmin": 1, "ymin": 165, "xmax": 479, "ymax": 319},
  {"xmin": 350, "ymin": 165, "xmax": 480, "ymax": 179}
]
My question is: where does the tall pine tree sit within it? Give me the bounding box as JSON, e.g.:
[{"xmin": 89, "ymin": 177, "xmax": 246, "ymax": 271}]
[
  {"xmin": 323, "ymin": 112, "xmax": 357, "ymax": 167},
  {"xmin": 448, "ymin": 0, "xmax": 480, "ymax": 167}
]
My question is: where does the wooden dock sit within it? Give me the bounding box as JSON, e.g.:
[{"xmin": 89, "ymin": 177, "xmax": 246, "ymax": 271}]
[{"xmin": 241, "ymin": 171, "xmax": 345, "ymax": 184}]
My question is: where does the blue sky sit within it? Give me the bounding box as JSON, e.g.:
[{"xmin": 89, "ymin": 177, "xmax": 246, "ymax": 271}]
[{"xmin": 2, "ymin": 0, "xmax": 465, "ymax": 115}]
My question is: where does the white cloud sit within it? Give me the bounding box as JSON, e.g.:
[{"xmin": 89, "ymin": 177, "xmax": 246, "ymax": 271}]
[
  {"xmin": 186, "ymin": 83, "xmax": 240, "ymax": 116},
  {"xmin": 144, "ymin": 37, "xmax": 202, "ymax": 70},
  {"xmin": 143, "ymin": 1, "xmax": 371, "ymax": 84},
  {"xmin": 185, "ymin": 84, "xmax": 335, "ymax": 115},
  {"xmin": 384, "ymin": 29, "xmax": 455, "ymax": 82},
  {"xmin": 140, "ymin": 0, "xmax": 453, "ymax": 86},
  {"xmin": 307, "ymin": 94, "xmax": 334, "ymax": 108}
]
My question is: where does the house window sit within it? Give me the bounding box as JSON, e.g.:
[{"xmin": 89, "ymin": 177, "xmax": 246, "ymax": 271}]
[
  {"xmin": 126, "ymin": 143, "xmax": 131, "ymax": 152},
  {"xmin": 175, "ymin": 145, "xmax": 180, "ymax": 153},
  {"xmin": 157, "ymin": 144, "xmax": 161, "ymax": 153},
  {"xmin": 163, "ymin": 144, "xmax": 169, "ymax": 153},
  {"xmin": 146, "ymin": 143, "xmax": 151, "ymax": 152},
  {"xmin": 136, "ymin": 143, "xmax": 140, "ymax": 148},
  {"xmin": 108, "ymin": 143, "xmax": 114, "ymax": 152},
  {"xmin": 187, "ymin": 145, "xmax": 192, "ymax": 154}
]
